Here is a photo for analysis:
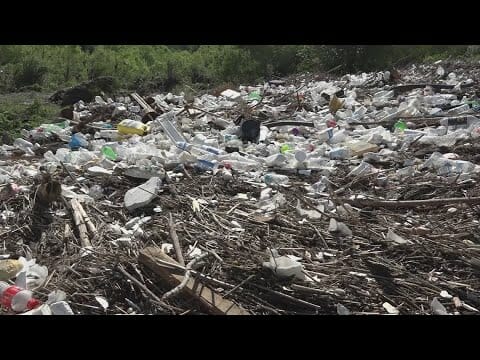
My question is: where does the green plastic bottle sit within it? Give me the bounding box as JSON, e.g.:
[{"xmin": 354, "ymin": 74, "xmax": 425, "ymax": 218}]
[
  {"xmin": 248, "ymin": 90, "xmax": 261, "ymax": 101},
  {"xmin": 102, "ymin": 146, "xmax": 117, "ymax": 161},
  {"xmin": 394, "ymin": 120, "xmax": 407, "ymax": 132}
]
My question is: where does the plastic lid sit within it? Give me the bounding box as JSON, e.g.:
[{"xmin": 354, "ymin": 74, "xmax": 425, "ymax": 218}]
[{"xmin": 295, "ymin": 151, "xmax": 307, "ymax": 162}]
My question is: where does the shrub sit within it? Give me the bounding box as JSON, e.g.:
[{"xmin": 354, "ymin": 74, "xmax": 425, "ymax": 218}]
[{"xmin": 13, "ymin": 59, "xmax": 48, "ymax": 88}]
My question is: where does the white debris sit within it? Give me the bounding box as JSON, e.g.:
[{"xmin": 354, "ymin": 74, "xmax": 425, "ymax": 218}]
[
  {"xmin": 386, "ymin": 229, "xmax": 410, "ymax": 245},
  {"xmin": 383, "ymin": 302, "xmax": 400, "ymax": 315},
  {"xmin": 124, "ymin": 177, "xmax": 161, "ymax": 211},
  {"xmin": 328, "ymin": 218, "xmax": 352, "ymax": 237}
]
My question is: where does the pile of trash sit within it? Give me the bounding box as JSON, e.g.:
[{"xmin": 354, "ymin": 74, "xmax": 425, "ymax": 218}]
[{"xmin": 2, "ymin": 60, "xmax": 480, "ymax": 315}]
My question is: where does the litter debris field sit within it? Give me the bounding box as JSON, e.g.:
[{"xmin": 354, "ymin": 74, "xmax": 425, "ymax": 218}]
[{"xmin": 2, "ymin": 60, "xmax": 480, "ymax": 315}]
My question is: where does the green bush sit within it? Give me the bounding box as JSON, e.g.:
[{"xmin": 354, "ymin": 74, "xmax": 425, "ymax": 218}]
[
  {"xmin": 0, "ymin": 99, "xmax": 59, "ymax": 136},
  {"xmin": 13, "ymin": 58, "xmax": 48, "ymax": 88}
]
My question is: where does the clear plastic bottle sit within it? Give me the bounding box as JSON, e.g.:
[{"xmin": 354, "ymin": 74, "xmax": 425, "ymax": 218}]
[
  {"xmin": 13, "ymin": 138, "xmax": 34, "ymax": 150},
  {"xmin": 176, "ymin": 141, "xmax": 224, "ymax": 156},
  {"xmin": 264, "ymin": 173, "xmax": 289, "ymax": 186},
  {"xmin": 0, "ymin": 281, "xmax": 41, "ymax": 312},
  {"xmin": 264, "ymin": 153, "xmax": 287, "ymax": 167}
]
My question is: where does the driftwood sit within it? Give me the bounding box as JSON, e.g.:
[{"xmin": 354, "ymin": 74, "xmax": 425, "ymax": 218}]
[
  {"xmin": 337, "ymin": 196, "xmax": 480, "ymax": 209},
  {"xmin": 349, "ymin": 114, "xmax": 475, "ymax": 128},
  {"xmin": 138, "ymin": 247, "xmax": 250, "ymax": 315},
  {"xmin": 392, "ymin": 82, "xmax": 475, "ymax": 95},
  {"xmin": 263, "ymin": 121, "xmax": 315, "ymax": 128},
  {"xmin": 116, "ymin": 264, "xmax": 178, "ymax": 313}
]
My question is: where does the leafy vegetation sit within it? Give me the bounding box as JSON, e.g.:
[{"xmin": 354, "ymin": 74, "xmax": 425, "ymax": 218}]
[{"xmin": 0, "ymin": 45, "xmax": 473, "ymax": 94}]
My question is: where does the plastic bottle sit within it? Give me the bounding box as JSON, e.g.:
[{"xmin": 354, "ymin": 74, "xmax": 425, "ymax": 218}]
[
  {"xmin": 102, "ymin": 146, "xmax": 117, "ymax": 161},
  {"xmin": 13, "ymin": 138, "xmax": 34, "ymax": 150},
  {"xmin": 440, "ymin": 115, "xmax": 479, "ymax": 129},
  {"xmin": 176, "ymin": 141, "xmax": 224, "ymax": 156},
  {"xmin": 447, "ymin": 104, "xmax": 470, "ymax": 115},
  {"xmin": 0, "ymin": 281, "xmax": 41, "ymax": 312},
  {"xmin": 264, "ymin": 173, "xmax": 289, "ymax": 186},
  {"xmin": 248, "ymin": 90, "xmax": 261, "ymax": 101},
  {"xmin": 394, "ymin": 120, "xmax": 407, "ymax": 132},
  {"xmin": 98, "ymin": 130, "xmax": 120, "ymax": 140},
  {"xmin": 195, "ymin": 159, "xmax": 217, "ymax": 171}
]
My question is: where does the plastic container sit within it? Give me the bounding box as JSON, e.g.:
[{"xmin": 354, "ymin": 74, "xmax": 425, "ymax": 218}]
[
  {"xmin": 69, "ymin": 133, "xmax": 89, "ymax": 149},
  {"xmin": 329, "ymin": 147, "xmax": 350, "ymax": 160},
  {"xmin": 0, "ymin": 281, "xmax": 41, "ymax": 312},
  {"xmin": 317, "ymin": 127, "xmax": 335, "ymax": 144},
  {"xmin": 248, "ymin": 90, "xmax": 261, "ymax": 101},
  {"xmin": 440, "ymin": 115, "xmax": 480, "ymax": 129},
  {"xmin": 262, "ymin": 250, "xmax": 304, "ymax": 280}
]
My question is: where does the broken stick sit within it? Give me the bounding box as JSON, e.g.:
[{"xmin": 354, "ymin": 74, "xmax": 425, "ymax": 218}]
[
  {"xmin": 72, "ymin": 198, "xmax": 96, "ymax": 234},
  {"xmin": 69, "ymin": 199, "xmax": 91, "ymax": 248},
  {"xmin": 168, "ymin": 213, "xmax": 185, "ymax": 267}
]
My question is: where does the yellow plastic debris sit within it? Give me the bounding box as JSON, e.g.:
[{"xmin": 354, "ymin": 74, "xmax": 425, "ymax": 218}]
[
  {"xmin": 117, "ymin": 119, "xmax": 150, "ymax": 136},
  {"xmin": 0, "ymin": 259, "xmax": 23, "ymax": 281},
  {"xmin": 329, "ymin": 94, "xmax": 344, "ymax": 114}
]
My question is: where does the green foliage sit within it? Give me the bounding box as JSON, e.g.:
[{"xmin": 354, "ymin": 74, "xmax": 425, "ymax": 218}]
[
  {"xmin": 0, "ymin": 97, "xmax": 59, "ymax": 136},
  {"xmin": 0, "ymin": 45, "xmax": 477, "ymax": 95}
]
